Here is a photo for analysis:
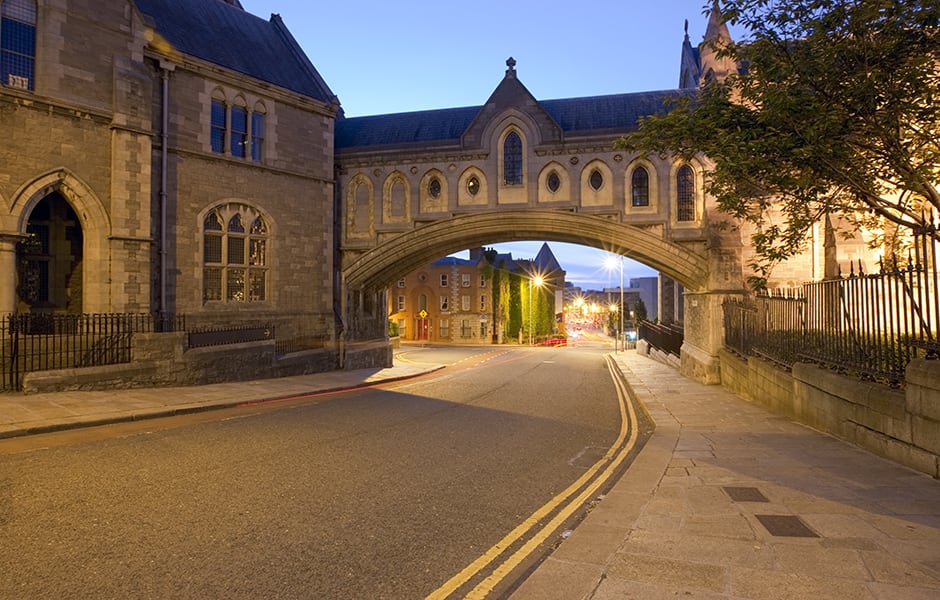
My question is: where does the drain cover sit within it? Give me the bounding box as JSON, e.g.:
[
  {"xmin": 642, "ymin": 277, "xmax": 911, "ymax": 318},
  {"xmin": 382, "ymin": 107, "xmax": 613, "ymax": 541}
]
[
  {"xmin": 756, "ymin": 514, "xmax": 819, "ymax": 537},
  {"xmin": 724, "ymin": 486, "xmax": 769, "ymax": 502}
]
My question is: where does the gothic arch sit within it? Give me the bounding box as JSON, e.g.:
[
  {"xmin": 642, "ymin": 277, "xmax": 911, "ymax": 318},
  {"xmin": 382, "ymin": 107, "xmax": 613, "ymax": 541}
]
[
  {"xmin": 342, "ymin": 209, "xmax": 708, "ymax": 293},
  {"xmin": 669, "ymin": 159, "xmax": 706, "ymax": 227},
  {"xmin": 579, "ymin": 159, "xmax": 614, "ymax": 207},
  {"xmin": 382, "ymin": 171, "xmax": 411, "ymax": 223},
  {"xmin": 537, "ymin": 161, "xmax": 570, "ymax": 203},
  {"xmin": 346, "ymin": 173, "xmax": 374, "ymax": 240},
  {"xmin": 457, "ymin": 166, "xmax": 487, "ymax": 208}
]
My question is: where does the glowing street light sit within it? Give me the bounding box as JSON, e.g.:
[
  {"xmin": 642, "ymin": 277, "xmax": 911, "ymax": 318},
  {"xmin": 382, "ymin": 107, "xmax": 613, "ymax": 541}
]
[
  {"xmin": 528, "ymin": 274, "xmax": 544, "ymax": 345},
  {"xmin": 605, "ymin": 254, "xmax": 625, "ymax": 352}
]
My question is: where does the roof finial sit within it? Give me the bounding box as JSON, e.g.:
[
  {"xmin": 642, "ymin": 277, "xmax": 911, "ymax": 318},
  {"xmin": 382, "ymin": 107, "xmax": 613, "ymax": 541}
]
[{"xmin": 506, "ymin": 56, "xmax": 516, "ymax": 77}]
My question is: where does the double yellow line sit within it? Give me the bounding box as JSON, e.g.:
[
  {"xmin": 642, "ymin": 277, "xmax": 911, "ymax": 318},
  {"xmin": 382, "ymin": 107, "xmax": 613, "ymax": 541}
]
[{"xmin": 426, "ymin": 354, "xmax": 640, "ymax": 599}]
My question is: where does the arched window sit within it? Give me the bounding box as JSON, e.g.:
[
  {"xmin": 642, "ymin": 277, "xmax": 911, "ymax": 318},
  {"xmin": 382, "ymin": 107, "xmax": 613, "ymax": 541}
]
[
  {"xmin": 503, "ymin": 131, "xmax": 522, "ymax": 185},
  {"xmin": 676, "ymin": 165, "xmax": 695, "ymax": 221},
  {"xmin": 210, "ymin": 93, "xmax": 226, "ymax": 154},
  {"xmin": 230, "ymin": 100, "xmax": 248, "ymax": 158},
  {"xmin": 203, "ymin": 205, "xmax": 268, "ymax": 303},
  {"xmin": 631, "ymin": 167, "xmax": 649, "ymax": 207},
  {"xmin": 1, "ymin": 0, "xmax": 36, "ymax": 91},
  {"xmin": 251, "ymin": 102, "xmax": 265, "ymax": 162}
]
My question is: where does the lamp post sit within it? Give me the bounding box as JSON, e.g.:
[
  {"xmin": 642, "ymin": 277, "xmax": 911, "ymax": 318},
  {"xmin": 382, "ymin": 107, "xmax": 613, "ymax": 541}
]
[
  {"xmin": 528, "ymin": 274, "xmax": 544, "ymax": 345},
  {"xmin": 605, "ymin": 254, "xmax": 624, "ymax": 352}
]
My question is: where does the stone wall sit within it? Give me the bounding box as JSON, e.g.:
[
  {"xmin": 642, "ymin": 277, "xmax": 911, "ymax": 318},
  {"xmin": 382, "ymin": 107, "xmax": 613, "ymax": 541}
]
[
  {"xmin": 21, "ymin": 331, "xmax": 347, "ymax": 393},
  {"xmin": 719, "ymin": 349, "xmax": 940, "ymax": 478}
]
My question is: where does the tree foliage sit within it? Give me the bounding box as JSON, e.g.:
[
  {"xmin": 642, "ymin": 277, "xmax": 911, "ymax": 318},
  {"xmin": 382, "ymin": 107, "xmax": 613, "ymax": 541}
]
[{"xmin": 617, "ymin": 0, "xmax": 940, "ymax": 283}]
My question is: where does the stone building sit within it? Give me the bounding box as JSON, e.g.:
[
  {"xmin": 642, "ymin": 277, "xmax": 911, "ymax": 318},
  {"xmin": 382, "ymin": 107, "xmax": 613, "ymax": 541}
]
[{"xmin": 1, "ymin": 0, "xmax": 339, "ymax": 350}]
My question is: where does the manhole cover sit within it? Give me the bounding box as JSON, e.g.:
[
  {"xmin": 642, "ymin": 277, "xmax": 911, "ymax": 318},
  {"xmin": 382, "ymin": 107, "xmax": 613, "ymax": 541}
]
[
  {"xmin": 724, "ymin": 486, "xmax": 769, "ymax": 502},
  {"xmin": 756, "ymin": 514, "xmax": 819, "ymax": 537}
]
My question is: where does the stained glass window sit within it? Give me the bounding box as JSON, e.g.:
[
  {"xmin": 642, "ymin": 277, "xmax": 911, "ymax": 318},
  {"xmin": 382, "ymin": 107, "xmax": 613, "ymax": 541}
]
[
  {"xmin": 503, "ymin": 132, "xmax": 522, "ymax": 185},
  {"xmin": 677, "ymin": 165, "xmax": 695, "ymax": 221},
  {"xmin": 632, "ymin": 167, "xmax": 649, "ymax": 206},
  {"xmin": 203, "ymin": 206, "xmax": 268, "ymax": 303}
]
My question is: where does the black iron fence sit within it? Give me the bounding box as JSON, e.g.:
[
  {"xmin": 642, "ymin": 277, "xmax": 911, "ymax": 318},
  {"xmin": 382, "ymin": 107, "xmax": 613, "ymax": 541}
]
[
  {"xmin": 723, "ymin": 224, "xmax": 939, "ymax": 386},
  {"xmin": 1, "ymin": 312, "xmax": 186, "ymax": 392},
  {"xmin": 638, "ymin": 320, "xmax": 684, "ymax": 357}
]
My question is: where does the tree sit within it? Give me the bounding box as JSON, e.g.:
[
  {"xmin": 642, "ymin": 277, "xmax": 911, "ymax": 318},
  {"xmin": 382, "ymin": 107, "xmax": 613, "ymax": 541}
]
[{"xmin": 617, "ymin": 0, "xmax": 940, "ymax": 286}]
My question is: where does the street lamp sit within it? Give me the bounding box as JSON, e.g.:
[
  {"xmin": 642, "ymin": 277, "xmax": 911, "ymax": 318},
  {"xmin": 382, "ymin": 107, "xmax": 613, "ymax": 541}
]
[
  {"xmin": 605, "ymin": 254, "xmax": 624, "ymax": 352},
  {"xmin": 528, "ymin": 274, "xmax": 544, "ymax": 345}
]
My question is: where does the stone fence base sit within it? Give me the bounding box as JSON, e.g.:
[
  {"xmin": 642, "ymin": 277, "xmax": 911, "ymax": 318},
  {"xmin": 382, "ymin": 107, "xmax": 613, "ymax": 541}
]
[
  {"xmin": 21, "ymin": 332, "xmax": 394, "ymax": 394},
  {"xmin": 719, "ymin": 349, "xmax": 940, "ymax": 479}
]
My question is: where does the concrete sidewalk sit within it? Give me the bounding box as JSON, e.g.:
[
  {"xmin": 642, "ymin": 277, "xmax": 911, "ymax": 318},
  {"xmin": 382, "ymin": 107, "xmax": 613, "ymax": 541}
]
[
  {"xmin": 511, "ymin": 352, "xmax": 940, "ymax": 599},
  {"xmin": 1, "ymin": 351, "xmax": 938, "ymax": 599},
  {"xmin": 0, "ymin": 359, "xmax": 443, "ymax": 439}
]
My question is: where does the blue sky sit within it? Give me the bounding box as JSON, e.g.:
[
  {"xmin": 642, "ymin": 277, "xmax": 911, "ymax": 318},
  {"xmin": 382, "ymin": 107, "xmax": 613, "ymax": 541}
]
[{"xmin": 239, "ymin": 0, "xmax": 728, "ymax": 289}]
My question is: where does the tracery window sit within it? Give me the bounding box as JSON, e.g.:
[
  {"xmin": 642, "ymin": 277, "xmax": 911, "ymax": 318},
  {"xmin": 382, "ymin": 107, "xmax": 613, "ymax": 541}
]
[
  {"xmin": 203, "ymin": 204, "xmax": 268, "ymax": 303},
  {"xmin": 676, "ymin": 165, "xmax": 695, "ymax": 222},
  {"xmin": 1, "ymin": 0, "xmax": 36, "ymax": 91},
  {"xmin": 503, "ymin": 131, "xmax": 522, "ymax": 185},
  {"xmin": 631, "ymin": 166, "xmax": 650, "ymax": 206}
]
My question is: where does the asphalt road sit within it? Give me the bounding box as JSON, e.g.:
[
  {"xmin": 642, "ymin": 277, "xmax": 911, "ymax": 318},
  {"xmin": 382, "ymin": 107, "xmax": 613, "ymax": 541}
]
[{"xmin": 0, "ymin": 344, "xmax": 646, "ymax": 599}]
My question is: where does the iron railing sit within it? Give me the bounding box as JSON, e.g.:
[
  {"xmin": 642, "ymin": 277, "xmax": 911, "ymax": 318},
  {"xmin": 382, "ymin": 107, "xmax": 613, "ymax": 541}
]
[
  {"xmin": 638, "ymin": 320, "xmax": 684, "ymax": 357},
  {"xmin": 1, "ymin": 312, "xmax": 186, "ymax": 392},
  {"xmin": 723, "ymin": 222, "xmax": 939, "ymax": 386}
]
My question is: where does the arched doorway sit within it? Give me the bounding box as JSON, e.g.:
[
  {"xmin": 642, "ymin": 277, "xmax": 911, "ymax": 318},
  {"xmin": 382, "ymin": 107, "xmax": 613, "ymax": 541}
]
[{"xmin": 16, "ymin": 192, "xmax": 83, "ymax": 314}]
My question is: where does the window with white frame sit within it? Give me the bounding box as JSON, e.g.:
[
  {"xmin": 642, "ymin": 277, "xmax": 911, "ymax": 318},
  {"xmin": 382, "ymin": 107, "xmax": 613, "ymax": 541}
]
[
  {"xmin": 440, "ymin": 274, "xmax": 448, "ymax": 287},
  {"xmin": 461, "ymin": 273, "xmax": 471, "ymax": 287},
  {"xmin": 440, "ymin": 295, "xmax": 449, "ymax": 311},
  {"xmin": 440, "ymin": 319, "xmax": 449, "ymax": 338},
  {"xmin": 480, "ymin": 274, "xmax": 487, "ymax": 288},
  {"xmin": 461, "ymin": 295, "xmax": 471, "ymax": 311},
  {"xmin": 397, "ymin": 278, "xmax": 406, "ymax": 288},
  {"xmin": 480, "ymin": 295, "xmax": 487, "ymax": 311},
  {"xmin": 397, "ymin": 295, "xmax": 405, "ymax": 311}
]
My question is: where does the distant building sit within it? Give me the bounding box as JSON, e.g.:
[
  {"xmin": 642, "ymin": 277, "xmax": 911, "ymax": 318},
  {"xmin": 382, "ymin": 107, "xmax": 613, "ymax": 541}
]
[
  {"xmin": 388, "ymin": 250, "xmax": 493, "ymax": 344},
  {"xmin": 389, "ymin": 243, "xmax": 566, "ymax": 344}
]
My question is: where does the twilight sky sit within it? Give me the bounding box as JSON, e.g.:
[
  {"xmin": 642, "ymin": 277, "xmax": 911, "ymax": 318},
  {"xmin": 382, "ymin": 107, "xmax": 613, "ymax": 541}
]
[{"xmin": 238, "ymin": 0, "xmax": 731, "ymax": 289}]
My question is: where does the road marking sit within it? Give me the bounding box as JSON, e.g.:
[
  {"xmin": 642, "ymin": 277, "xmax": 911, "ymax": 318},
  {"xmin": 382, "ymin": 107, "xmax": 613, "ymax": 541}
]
[{"xmin": 425, "ymin": 354, "xmax": 638, "ymax": 599}]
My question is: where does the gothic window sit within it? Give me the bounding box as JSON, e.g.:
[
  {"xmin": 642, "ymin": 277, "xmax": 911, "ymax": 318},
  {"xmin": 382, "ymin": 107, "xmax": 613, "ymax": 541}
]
[
  {"xmin": 1, "ymin": 0, "xmax": 36, "ymax": 91},
  {"xmin": 390, "ymin": 177, "xmax": 407, "ymax": 218},
  {"xmin": 203, "ymin": 205, "xmax": 268, "ymax": 303},
  {"xmin": 209, "ymin": 92, "xmax": 266, "ymax": 161},
  {"xmin": 230, "ymin": 102, "xmax": 248, "ymax": 158},
  {"xmin": 677, "ymin": 165, "xmax": 695, "ymax": 221},
  {"xmin": 251, "ymin": 103, "xmax": 265, "ymax": 162},
  {"xmin": 210, "ymin": 98, "xmax": 226, "ymax": 153},
  {"xmin": 503, "ymin": 131, "xmax": 523, "ymax": 185},
  {"xmin": 589, "ymin": 169, "xmax": 604, "ymax": 191},
  {"xmin": 547, "ymin": 171, "xmax": 561, "ymax": 193},
  {"xmin": 467, "ymin": 176, "xmax": 480, "ymax": 196},
  {"xmin": 631, "ymin": 166, "xmax": 650, "ymax": 206}
]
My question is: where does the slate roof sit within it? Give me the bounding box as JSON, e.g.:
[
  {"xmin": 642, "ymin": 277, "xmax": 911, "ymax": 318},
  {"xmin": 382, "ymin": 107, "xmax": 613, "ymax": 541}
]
[
  {"xmin": 335, "ymin": 89, "xmax": 691, "ymax": 150},
  {"xmin": 134, "ymin": 0, "xmax": 335, "ymax": 103}
]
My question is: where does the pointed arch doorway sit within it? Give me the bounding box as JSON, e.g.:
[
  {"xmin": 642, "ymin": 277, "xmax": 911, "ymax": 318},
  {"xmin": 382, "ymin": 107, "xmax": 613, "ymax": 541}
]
[{"xmin": 16, "ymin": 192, "xmax": 84, "ymax": 314}]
